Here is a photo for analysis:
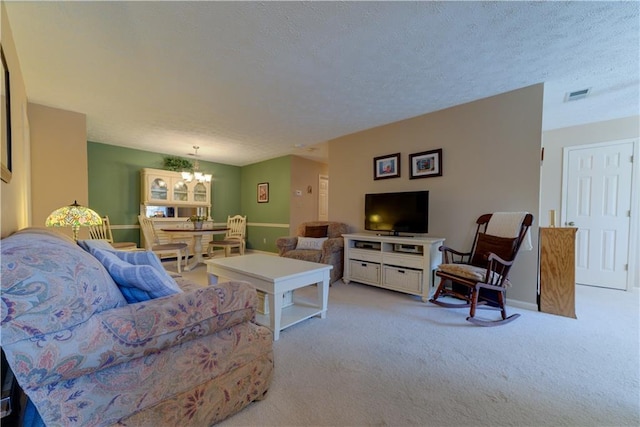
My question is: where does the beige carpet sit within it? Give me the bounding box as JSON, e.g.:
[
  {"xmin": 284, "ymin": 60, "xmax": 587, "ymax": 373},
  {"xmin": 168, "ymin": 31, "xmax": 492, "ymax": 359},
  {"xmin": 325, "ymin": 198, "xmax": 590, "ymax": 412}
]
[{"xmin": 181, "ymin": 264, "xmax": 639, "ymax": 427}]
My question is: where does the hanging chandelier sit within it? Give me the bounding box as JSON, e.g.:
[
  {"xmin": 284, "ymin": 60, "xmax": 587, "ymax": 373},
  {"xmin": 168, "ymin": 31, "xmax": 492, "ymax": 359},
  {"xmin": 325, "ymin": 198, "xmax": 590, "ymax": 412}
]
[{"xmin": 182, "ymin": 145, "xmax": 212, "ymax": 183}]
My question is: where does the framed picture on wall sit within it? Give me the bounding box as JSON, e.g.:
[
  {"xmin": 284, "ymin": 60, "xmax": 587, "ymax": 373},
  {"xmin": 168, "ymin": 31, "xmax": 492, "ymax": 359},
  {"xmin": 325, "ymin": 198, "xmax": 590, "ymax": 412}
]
[
  {"xmin": 257, "ymin": 182, "xmax": 269, "ymax": 203},
  {"xmin": 373, "ymin": 153, "xmax": 401, "ymax": 180},
  {"xmin": 409, "ymin": 149, "xmax": 442, "ymax": 179}
]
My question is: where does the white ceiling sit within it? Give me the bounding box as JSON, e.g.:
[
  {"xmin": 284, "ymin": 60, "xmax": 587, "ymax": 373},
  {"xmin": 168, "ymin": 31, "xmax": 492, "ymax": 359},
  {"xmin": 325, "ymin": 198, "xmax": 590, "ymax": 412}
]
[{"xmin": 5, "ymin": 1, "xmax": 639, "ymax": 166}]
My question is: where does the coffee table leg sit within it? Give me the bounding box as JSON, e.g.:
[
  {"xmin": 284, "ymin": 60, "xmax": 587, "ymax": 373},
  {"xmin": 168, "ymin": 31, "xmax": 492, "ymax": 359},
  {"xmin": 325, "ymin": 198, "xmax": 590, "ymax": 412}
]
[
  {"xmin": 270, "ymin": 292, "xmax": 283, "ymax": 341},
  {"xmin": 317, "ymin": 271, "xmax": 330, "ymax": 319}
]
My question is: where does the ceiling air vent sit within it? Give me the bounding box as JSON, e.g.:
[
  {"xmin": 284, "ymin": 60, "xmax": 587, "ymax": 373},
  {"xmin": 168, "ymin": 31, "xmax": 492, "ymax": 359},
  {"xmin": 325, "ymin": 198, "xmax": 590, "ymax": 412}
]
[{"xmin": 564, "ymin": 88, "xmax": 591, "ymax": 102}]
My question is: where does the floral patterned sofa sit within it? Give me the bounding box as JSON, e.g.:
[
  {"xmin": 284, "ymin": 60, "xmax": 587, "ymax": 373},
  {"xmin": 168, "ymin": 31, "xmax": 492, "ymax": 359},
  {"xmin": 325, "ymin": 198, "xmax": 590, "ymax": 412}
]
[
  {"xmin": 0, "ymin": 228, "xmax": 273, "ymax": 426},
  {"xmin": 276, "ymin": 221, "xmax": 349, "ymax": 284}
]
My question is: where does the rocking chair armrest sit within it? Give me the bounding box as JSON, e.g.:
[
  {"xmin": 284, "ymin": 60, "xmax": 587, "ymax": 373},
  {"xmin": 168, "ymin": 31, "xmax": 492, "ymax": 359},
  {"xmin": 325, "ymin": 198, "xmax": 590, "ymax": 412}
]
[
  {"xmin": 486, "ymin": 252, "xmax": 514, "ymax": 267},
  {"xmin": 438, "ymin": 245, "xmax": 472, "ymax": 263},
  {"xmin": 483, "ymin": 253, "xmax": 515, "ymax": 286}
]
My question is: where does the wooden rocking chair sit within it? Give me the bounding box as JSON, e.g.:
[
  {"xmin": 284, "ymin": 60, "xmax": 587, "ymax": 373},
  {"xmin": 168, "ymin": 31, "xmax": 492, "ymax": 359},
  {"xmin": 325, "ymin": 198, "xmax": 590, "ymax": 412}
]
[{"xmin": 429, "ymin": 212, "xmax": 534, "ymax": 326}]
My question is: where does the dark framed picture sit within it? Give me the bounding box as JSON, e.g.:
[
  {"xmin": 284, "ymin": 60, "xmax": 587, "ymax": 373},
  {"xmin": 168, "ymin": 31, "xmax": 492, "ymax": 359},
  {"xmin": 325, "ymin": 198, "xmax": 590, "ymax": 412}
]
[
  {"xmin": 373, "ymin": 153, "xmax": 401, "ymax": 180},
  {"xmin": 1, "ymin": 46, "xmax": 12, "ymax": 183},
  {"xmin": 409, "ymin": 149, "xmax": 443, "ymax": 179},
  {"xmin": 257, "ymin": 182, "xmax": 269, "ymax": 203}
]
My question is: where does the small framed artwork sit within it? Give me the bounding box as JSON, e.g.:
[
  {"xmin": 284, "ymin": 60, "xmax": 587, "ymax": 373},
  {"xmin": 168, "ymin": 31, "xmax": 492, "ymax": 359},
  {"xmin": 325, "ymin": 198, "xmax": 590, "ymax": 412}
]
[
  {"xmin": 409, "ymin": 149, "xmax": 443, "ymax": 179},
  {"xmin": 373, "ymin": 153, "xmax": 401, "ymax": 180},
  {"xmin": 257, "ymin": 182, "xmax": 269, "ymax": 203},
  {"xmin": 1, "ymin": 46, "xmax": 12, "ymax": 183}
]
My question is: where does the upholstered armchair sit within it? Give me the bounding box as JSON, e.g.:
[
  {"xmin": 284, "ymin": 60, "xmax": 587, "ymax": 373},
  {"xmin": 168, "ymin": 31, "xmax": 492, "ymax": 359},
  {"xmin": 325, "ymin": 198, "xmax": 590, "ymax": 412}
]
[
  {"xmin": 1, "ymin": 228, "xmax": 273, "ymax": 426},
  {"xmin": 276, "ymin": 221, "xmax": 349, "ymax": 284}
]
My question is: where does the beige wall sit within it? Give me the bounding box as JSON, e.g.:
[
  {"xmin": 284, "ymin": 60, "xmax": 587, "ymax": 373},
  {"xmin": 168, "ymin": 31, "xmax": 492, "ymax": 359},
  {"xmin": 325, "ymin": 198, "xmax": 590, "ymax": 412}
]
[
  {"xmin": 289, "ymin": 155, "xmax": 328, "ymax": 233},
  {"xmin": 29, "ymin": 103, "xmax": 88, "ymax": 240},
  {"xmin": 0, "ymin": 2, "xmax": 30, "ymax": 238},
  {"xmin": 328, "ymin": 84, "xmax": 544, "ymax": 307},
  {"xmin": 540, "ymin": 115, "xmax": 639, "ymax": 223}
]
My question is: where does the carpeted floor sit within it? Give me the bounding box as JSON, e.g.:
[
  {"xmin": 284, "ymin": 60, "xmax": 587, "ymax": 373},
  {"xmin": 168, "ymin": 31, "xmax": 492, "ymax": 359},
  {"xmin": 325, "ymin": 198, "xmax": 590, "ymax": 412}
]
[{"xmin": 181, "ymin": 264, "xmax": 640, "ymax": 427}]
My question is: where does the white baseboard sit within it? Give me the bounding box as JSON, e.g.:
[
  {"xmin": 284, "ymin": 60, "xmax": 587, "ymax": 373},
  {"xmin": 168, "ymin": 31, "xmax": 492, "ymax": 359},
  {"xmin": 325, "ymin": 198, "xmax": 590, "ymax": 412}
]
[{"xmin": 508, "ymin": 299, "xmax": 538, "ymax": 312}]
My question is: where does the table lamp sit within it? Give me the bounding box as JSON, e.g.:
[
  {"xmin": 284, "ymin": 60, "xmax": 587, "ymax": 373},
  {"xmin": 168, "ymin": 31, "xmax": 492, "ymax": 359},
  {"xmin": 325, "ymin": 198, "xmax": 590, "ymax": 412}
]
[{"xmin": 45, "ymin": 200, "xmax": 102, "ymax": 241}]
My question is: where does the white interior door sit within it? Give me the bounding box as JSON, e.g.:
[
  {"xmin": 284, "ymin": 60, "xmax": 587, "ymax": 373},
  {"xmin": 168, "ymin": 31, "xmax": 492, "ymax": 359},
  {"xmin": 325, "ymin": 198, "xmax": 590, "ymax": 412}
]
[
  {"xmin": 563, "ymin": 140, "xmax": 634, "ymax": 289},
  {"xmin": 318, "ymin": 175, "xmax": 329, "ymax": 221}
]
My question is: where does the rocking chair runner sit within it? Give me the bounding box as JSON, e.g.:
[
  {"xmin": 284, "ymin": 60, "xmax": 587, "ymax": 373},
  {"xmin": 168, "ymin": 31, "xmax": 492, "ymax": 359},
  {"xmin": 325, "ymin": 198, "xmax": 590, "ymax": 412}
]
[{"xmin": 429, "ymin": 212, "xmax": 534, "ymax": 326}]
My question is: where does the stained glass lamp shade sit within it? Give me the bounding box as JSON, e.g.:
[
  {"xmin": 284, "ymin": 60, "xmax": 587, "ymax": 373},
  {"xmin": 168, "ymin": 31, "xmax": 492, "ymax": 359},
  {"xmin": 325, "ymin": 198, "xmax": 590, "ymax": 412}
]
[{"xmin": 45, "ymin": 200, "xmax": 102, "ymax": 241}]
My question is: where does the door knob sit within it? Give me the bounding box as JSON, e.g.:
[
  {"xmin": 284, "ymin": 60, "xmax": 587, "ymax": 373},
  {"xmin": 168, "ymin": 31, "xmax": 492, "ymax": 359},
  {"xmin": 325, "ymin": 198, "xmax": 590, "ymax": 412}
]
[{"xmin": 566, "ymin": 221, "xmax": 575, "ymax": 226}]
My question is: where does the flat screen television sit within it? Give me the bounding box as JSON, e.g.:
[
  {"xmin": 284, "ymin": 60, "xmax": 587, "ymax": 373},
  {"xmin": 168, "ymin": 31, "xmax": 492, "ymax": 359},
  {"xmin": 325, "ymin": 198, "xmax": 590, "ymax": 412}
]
[{"xmin": 365, "ymin": 191, "xmax": 429, "ymax": 235}]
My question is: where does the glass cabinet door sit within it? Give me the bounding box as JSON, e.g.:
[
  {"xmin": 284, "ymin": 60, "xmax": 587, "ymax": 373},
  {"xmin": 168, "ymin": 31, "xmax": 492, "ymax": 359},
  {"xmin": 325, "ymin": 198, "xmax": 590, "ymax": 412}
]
[
  {"xmin": 193, "ymin": 182, "xmax": 207, "ymax": 202},
  {"xmin": 150, "ymin": 178, "xmax": 168, "ymax": 201},
  {"xmin": 173, "ymin": 180, "xmax": 189, "ymax": 202}
]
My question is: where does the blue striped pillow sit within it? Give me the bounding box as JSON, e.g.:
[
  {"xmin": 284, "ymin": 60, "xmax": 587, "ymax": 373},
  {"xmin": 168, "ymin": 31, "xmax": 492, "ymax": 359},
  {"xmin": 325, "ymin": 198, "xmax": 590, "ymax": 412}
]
[
  {"xmin": 92, "ymin": 249, "xmax": 182, "ymax": 303},
  {"xmin": 110, "ymin": 250, "xmax": 183, "ymax": 279},
  {"xmin": 79, "ymin": 241, "xmax": 169, "ymax": 276},
  {"xmin": 77, "ymin": 239, "xmax": 114, "ymax": 253},
  {"xmin": 110, "ymin": 250, "xmax": 166, "ymax": 272}
]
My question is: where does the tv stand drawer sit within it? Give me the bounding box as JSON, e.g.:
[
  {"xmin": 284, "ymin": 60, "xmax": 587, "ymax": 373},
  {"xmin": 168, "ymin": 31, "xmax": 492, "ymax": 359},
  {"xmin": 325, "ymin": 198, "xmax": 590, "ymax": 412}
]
[
  {"xmin": 383, "ymin": 266, "xmax": 422, "ymax": 293},
  {"xmin": 383, "ymin": 254, "xmax": 423, "ymax": 270},
  {"xmin": 349, "ymin": 260, "xmax": 380, "ymax": 284},
  {"xmin": 350, "ymin": 249, "xmax": 382, "ymax": 263}
]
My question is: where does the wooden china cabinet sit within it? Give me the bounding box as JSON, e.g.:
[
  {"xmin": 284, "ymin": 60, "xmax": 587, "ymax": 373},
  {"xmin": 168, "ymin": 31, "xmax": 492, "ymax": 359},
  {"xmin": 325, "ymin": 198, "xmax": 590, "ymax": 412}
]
[
  {"xmin": 140, "ymin": 168, "xmax": 213, "ymax": 255},
  {"xmin": 141, "ymin": 168, "xmax": 210, "ymax": 207}
]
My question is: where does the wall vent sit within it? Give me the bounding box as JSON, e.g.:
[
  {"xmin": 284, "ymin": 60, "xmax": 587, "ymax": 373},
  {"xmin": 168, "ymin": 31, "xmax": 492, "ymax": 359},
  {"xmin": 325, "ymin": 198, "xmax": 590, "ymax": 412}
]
[{"xmin": 564, "ymin": 88, "xmax": 591, "ymax": 102}]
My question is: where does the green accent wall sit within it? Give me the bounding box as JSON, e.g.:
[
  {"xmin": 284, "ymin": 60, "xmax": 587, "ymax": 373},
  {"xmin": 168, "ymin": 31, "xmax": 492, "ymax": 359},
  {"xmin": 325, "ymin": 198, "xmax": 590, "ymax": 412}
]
[
  {"xmin": 240, "ymin": 156, "xmax": 291, "ymax": 252},
  {"xmin": 87, "ymin": 142, "xmax": 241, "ymax": 246}
]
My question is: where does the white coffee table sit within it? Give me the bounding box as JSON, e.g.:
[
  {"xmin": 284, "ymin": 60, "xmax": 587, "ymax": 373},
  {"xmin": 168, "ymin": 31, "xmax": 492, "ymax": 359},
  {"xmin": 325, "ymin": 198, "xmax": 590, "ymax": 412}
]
[{"xmin": 206, "ymin": 254, "xmax": 333, "ymax": 340}]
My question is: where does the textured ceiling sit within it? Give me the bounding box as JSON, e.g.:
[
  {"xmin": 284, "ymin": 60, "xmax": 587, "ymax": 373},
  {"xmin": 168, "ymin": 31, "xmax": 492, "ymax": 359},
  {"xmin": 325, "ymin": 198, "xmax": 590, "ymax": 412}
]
[{"xmin": 5, "ymin": 1, "xmax": 639, "ymax": 166}]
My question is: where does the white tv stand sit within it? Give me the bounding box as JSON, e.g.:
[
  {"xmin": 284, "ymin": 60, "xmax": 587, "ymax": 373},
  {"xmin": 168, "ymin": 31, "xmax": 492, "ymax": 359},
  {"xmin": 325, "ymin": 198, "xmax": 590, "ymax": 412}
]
[{"xmin": 342, "ymin": 233, "xmax": 445, "ymax": 302}]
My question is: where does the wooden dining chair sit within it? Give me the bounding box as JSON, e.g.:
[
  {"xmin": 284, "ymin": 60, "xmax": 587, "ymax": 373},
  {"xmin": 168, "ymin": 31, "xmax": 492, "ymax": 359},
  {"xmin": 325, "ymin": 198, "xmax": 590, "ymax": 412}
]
[
  {"xmin": 88, "ymin": 215, "xmax": 137, "ymax": 250},
  {"xmin": 138, "ymin": 215, "xmax": 189, "ymax": 273},
  {"xmin": 207, "ymin": 215, "xmax": 246, "ymax": 257}
]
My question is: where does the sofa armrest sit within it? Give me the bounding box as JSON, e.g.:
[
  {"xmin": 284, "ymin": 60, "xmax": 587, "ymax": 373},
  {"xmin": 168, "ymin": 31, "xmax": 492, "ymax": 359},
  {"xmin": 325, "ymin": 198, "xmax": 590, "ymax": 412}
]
[
  {"xmin": 276, "ymin": 236, "xmax": 298, "ymax": 255},
  {"xmin": 321, "ymin": 237, "xmax": 344, "ymax": 260},
  {"xmin": 5, "ymin": 281, "xmax": 258, "ymax": 388}
]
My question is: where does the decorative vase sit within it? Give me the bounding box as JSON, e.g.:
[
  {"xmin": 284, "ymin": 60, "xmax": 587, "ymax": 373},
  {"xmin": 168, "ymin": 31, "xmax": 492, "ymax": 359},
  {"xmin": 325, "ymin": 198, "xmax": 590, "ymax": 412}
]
[{"xmin": 194, "ymin": 221, "xmax": 203, "ymax": 230}]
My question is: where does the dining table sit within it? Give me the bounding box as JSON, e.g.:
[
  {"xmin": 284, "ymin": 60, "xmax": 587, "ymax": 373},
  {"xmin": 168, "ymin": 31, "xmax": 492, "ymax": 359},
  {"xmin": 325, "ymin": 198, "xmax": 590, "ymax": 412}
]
[{"xmin": 161, "ymin": 227, "xmax": 228, "ymax": 271}]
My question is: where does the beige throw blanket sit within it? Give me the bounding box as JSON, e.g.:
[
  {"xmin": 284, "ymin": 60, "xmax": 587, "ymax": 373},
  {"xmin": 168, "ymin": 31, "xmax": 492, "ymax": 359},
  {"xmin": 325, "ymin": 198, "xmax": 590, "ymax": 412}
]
[{"xmin": 485, "ymin": 212, "xmax": 533, "ymax": 251}]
